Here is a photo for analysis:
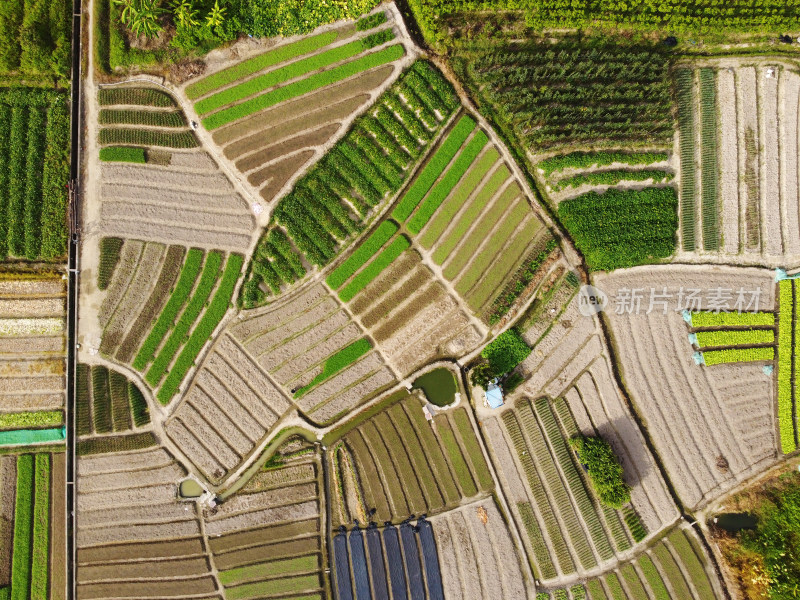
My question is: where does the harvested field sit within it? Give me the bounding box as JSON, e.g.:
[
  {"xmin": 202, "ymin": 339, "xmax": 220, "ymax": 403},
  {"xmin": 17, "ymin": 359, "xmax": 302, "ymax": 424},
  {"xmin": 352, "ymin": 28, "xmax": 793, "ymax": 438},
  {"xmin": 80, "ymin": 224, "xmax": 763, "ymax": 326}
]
[
  {"xmin": 97, "ymin": 156, "xmax": 254, "ymax": 251},
  {"xmin": 678, "ymin": 61, "xmax": 800, "ymax": 260},
  {"xmin": 596, "ymin": 266, "xmax": 778, "ymax": 509},
  {"xmin": 165, "ymin": 333, "xmax": 292, "ymax": 483},
  {"xmin": 0, "ymin": 275, "xmax": 66, "ymax": 418},
  {"xmin": 230, "ymin": 283, "xmax": 396, "ymax": 424},
  {"xmin": 328, "ymin": 393, "xmax": 493, "ymax": 525}
]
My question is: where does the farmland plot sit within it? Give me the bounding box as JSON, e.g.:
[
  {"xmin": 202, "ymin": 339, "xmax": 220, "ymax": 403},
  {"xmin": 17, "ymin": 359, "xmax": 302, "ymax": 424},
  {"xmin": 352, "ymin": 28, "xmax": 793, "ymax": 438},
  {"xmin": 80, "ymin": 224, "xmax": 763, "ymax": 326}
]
[
  {"xmin": 430, "ymin": 500, "xmax": 531, "ymax": 599},
  {"xmin": 327, "ymin": 393, "xmax": 494, "ymax": 525},
  {"xmin": 596, "ymin": 266, "xmax": 778, "ymax": 509},
  {"xmin": 333, "ymin": 516, "xmax": 455, "ymax": 600},
  {"xmin": 205, "ymin": 445, "xmax": 326, "ymax": 600},
  {"xmin": 0, "ymin": 276, "xmax": 66, "ymax": 424},
  {"xmin": 189, "ymin": 8, "xmax": 414, "ymax": 209},
  {"xmin": 164, "ymin": 333, "xmax": 292, "ymax": 483},
  {"xmin": 1, "ymin": 452, "xmax": 67, "ymax": 600},
  {"xmin": 229, "ymin": 283, "xmax": 397, "ymax": 425},
  {"xmin": 75, "ymin": 364, "xmax": 150, "ymax": 439},
  {"xmin": 678, "ymin": 62, "xmax": 800, "ymax": 261},
  {"xmin": 76, "ymin": 447, "xmax": 219, "ymax": 599}
]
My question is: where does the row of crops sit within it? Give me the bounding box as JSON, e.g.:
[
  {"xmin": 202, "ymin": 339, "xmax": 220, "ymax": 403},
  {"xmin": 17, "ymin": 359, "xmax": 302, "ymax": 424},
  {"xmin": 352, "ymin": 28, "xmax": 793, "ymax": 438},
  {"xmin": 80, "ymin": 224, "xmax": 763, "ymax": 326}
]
[
  {"xmin": 503, "ymin": 397, "xmax": 645, "ymax": 580},
  {"xmin": 777, "ymin": 280, "xmax": 799, "ymax": 454},
  {"xmin": 687, "ymin": 308, "xmax": 777, "ymax": 367},
  {"xmin": 75, "ymin": 364, "xmax": 150, "ymax": 437},
  {"xmin": 333, "ymin": 519, "xmax": 442, "ymax": 600},
  {"xmin": 0, "ymin": 88, "xmax": 69, "ymax": 260},
  {"xmin": 328, "ymin": 393, "xmax": 494, "ymax": 525},
  {"xmin": 241, "ymin": 60, "xmax": 460, "ymax": 307},
  {"xmin": 0, "ymin": 0, "xmax": 71, "ymax": 82},
  {"xmin": 0, "ymin": 452, "xmax": 65, "ymax": 600}
]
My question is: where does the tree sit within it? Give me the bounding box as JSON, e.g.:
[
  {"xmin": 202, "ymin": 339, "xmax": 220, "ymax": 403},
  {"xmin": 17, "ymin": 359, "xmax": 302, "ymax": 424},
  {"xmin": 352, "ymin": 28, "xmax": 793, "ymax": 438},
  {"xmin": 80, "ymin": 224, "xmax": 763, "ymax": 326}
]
[
  {"xmin": 170, "ymin": 0, "xmax": 199, "ymax": 29},
  {"xmin": 470, "ymin": 362, "xmax": 496, "ymax": 390},
  {"xmin": 570, "ymin": 435, "xmax": 631, "ymax": 509},
  {"xmin": 206, "ymin": 0, "xmax": 226, "ymax": 28},
  {"xmin": 113, "ymin": 0, "xmax": 164, "ymax": 38}
]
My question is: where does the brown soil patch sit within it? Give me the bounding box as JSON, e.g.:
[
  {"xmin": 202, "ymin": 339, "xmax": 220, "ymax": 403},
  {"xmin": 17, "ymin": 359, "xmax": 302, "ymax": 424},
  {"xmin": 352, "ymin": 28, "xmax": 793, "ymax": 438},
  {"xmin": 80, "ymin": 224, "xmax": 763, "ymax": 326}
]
[
  {"xmin": 98, "ymin": 218, "xmax": 252, "ymax": 251},
  {"xmin": 350, "ymin": 251, "xmax": 419, "ymax": 315},
  {"xmin": 236, "ymin": 123, "xmax": 341, "ymax": 174},
  {"xmin": 78, "ymin": 575, "xmax": 216, "ymax": 599},
  {"xmin": 309, "ymin": 367, "xmax": 395, "ymax": 424},
  {"xmin": 205, "ymin": 499, "xmax": 319, "ymax": 537},
  {"xmin": 78, "ymin": 556, "xmax": 210, "ymax": 582},
  {"xmin": 77, "ymin": 538, "xmax": 205, "ymax": 564},
  {"xmin": 51, "ymin": 453, "xmax": 67, "ymax": 600},
  {"xmin": 0, "ymin": 336, "xmax": 64, "ymax": 354},
  {"xmin": 243, "ymin": 298, "xmax": 337, "ymax": 358},
  {"xmin": 231, "ymin": 284, "xmax": 329, "ymax": 342},
  {"xmin": 0, "ymin": 455, "xmax": 15, "ymax": 586},
  {"xmin": 213, "ymin": 537, "xmax": 320, "ymax": 571},
  {"xmin": 258, "ymin": 311, "xmax": 351, "ymax": 372},
  {"xmin": 374, "ymin": 283, "xmax": 446, "ymax": 343},
  {"xmin": 76, "ymin": 447, "xmax": 173, "ymax": 476},
  {"xmin": 255, "ymin": 151, "xmax": 315, "ymax": 202},
  {"xmin": 362, "ymin": 267, "xmax": 432, "ymax": 328},
  {"xmin": 208, "ymin": 519, "xmax": 317, "ymax": 555}
]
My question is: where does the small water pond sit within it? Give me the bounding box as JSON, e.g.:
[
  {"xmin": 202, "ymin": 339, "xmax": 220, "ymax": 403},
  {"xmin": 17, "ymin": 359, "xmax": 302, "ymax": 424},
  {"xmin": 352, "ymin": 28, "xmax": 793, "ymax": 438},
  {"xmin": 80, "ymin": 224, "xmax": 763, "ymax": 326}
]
[
  {"xmin": 179, "ymin": 479, "xmax": 204, "ymax": 498},
  {"xmin": 413, "ymin": 368, "xmax": 457, "ymax": 407},
  {"xmin": 714, "ymin": 512, "xmax": 758, "ymax": 532}
]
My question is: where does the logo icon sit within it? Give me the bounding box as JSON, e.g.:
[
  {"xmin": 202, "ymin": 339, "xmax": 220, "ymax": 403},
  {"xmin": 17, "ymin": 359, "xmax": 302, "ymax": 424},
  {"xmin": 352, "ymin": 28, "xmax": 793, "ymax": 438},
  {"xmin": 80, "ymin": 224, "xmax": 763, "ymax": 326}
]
[{"xmin": 578, "ymin": 285, "xmax": 608, "ymax": 316}]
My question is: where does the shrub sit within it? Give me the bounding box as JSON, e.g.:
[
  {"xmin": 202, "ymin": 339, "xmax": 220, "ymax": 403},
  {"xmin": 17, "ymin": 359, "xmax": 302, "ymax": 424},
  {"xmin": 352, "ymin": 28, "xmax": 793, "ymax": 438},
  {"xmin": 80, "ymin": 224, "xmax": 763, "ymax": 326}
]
[
  {"xmin": 570, "ymin": 436, "xmax": 631, "ymax": 509},
  {"xmin": 356, "ymin": 11, "xmax": 387, "ymax": 30},
  {"xmin": 294, "ymin": 338, "xmax": 372, "ymax": 397},
  {"xmin": 99, "ymin": 146, "xmax": 145, "ymax": 163},
  {"xmin": 481, "ymin": 329, "xmax": 531, "ymax": 374},
  {"xmin": 470, "ymin": 362, "xmax": 496, "ymax": 390},
  {"xmin": 97, "ymin": 237, "xmax": 123, "ymax": 290}
]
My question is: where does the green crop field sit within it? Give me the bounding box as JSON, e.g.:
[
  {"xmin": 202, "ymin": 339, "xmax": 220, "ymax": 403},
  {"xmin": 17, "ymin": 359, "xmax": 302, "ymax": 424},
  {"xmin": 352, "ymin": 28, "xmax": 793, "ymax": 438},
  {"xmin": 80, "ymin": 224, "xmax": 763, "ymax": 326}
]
[{"xmin": 75, "ymin": 364, "xmax": 150, "ymax": 437}]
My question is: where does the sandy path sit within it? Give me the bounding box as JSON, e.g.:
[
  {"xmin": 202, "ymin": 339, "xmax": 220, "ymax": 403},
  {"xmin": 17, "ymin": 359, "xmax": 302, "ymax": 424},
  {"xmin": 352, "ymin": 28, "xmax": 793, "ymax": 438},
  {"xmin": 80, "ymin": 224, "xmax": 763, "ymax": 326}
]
[
  {"xmin": 0, "ymin": 455, "xmax": 14, "ymax": 586},
  {"xmin": 780, "ymin": 71, "xmax": 800, "ymax": 256},
  {"xmin": 759, "ymin": 67, "xmax": 782, "ymax": 256},
  {"xmin": 717, "ymin": 69, "xmax": 740, "ymax": 254}
]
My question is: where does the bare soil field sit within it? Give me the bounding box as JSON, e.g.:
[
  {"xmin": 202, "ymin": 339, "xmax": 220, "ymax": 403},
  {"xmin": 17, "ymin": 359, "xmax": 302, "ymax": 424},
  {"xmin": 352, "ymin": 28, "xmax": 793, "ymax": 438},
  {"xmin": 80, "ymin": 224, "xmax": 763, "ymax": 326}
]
[
  {"xmin": 0, "ymin": 455, "xmax": 14, "ymax": 587},
  {"xmin": 431, "ymin": 500, "xmax": 531, "ymax": 599},
  {"xmin": 596, "ymin": 265, "xmax": 778, "ymax": 509},
  {"xmin": 230, "ymin": 283, "xmax": 397, "ymax": 424},
  {"xmin": 0, "ymin": 275, "xmax": 66, "ymax": 416},
  {"xmin": 164, "ymin": 332, "xmax": 292, "ymax": 483}
]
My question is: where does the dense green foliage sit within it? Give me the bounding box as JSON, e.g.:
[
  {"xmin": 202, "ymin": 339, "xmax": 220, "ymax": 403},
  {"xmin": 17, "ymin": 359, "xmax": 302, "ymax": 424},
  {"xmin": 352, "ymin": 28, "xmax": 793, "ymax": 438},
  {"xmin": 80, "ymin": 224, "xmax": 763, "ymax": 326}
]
[
  {"xmin": 99, "ymin": 127, "xmax": 198, "ymax": 149},
  {"xmin": 703, "ymin": 346, "xmax": 775, "ymax": 366},
  {"xmin": 0, "ymin": 0, "xmax": 70, "ymax": 82},
  {"xmin": 99, "ymin": 108, "xmax": 185, "ymax": 127},
  {"xmin": 97, "ymin": 237, "xmax": 123, "ymax": 290},
  {"xmin": 0, "ymin": 89, "xmax": 69, "ymax": 261},
  {"xmin": 694, "ymin": 329, "xmax": 774, "ymax": 348},
  {"xmin": 327, "ymin": 220, "xmax": 398, "ymax": 289},
  {"xmin": 481, "ymin": 329, "xmax": 531, "ymax": 374},
  {"xmin": 558, "ymin": 187, "xmax": 677, "ymax": 271},
  {"xmin": 98, "ymin": 87, "xmax": 176, "ymax": 107},
  {"xmin": 538, "ymin": 151, "xmax": 669, "ymax": 177},
  {"xmin": 356, "ymin": 11, "xmax": 387, "ymax": 30},
  {"xmin": 551, "ymin": 169, "xmax": 672, "ymax": 191},
  {"xmin": 569, "ymin": 436, "xmax": 630, "ymax": 509},
  {"xmin": 777, "ymin": 280, "xmax": 796, "ymax": 453},
  {"xmin": 10, "ymin": 454, "xmax": 33, "ymax": 600},
  {"xmin": 691, "ymin": 310, "xmax": 775, "ymax": 328},
  {"xmin": 456, "ymin": 37, "xmax": 673, "ymax": 154},
  {"xmin": 294, "ymin": 338, "xmax": 372, "ymax": 397},
  {"xmin": 98, "ymin": 146, "xmax": 146, "ymax": 163},
  {"xmin": 240, "ymin": 0, "xmax": 381, "ymax": 38},
  {"xmin": 77, "ymin": 431, "xmax": 156, "ymax": 455},
  {"xmin": 339, "ymin": 235, "xmax": 410, "ymax": 302},
  {"xmin": 675, "ymin": 68, "xmax": 696, "ymax": 251},
  {"xmin": 241, "ymin": 61, "xmax": 459, "ymax": 308}
]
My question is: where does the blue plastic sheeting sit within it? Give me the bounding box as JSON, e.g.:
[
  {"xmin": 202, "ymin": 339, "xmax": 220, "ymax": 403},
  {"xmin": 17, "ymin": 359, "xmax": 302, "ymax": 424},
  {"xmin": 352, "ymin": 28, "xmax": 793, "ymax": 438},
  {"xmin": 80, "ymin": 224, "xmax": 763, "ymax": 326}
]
[
  {"xmin": 400, "ymin": 523, "xmax": 424, "ymax": 600},
  {"xmin": 417, "ymin": 518, "xmax": 444, "ymax": 600},
  {"xmin": 0, "ymin": 427, "xmax": 65, "ymax": 446},
  {"xmin": 349, "ymin": 527, "xmax": 372, "ymax": 600},
  {"xmin": 366, "ymin": 526, "xmax": 390, "ymax": 600},
  {"xmin": 334, "ymin": 532, "xmax": 354, "ymax": 600},
  {"xmin": 383, "ymin": 526, "xmax": 408, "ymax": 600}
]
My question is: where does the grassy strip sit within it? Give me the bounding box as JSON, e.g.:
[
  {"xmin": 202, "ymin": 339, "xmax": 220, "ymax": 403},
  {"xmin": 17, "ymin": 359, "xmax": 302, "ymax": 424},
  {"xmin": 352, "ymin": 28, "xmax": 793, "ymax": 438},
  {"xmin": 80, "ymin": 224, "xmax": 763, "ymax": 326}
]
[
  {"xmin": 586, "ymin": 580, "xmax": 610, "ymax": 600},
  {"xmin": 620, "ymin": 563, "xmax": 649, "ymax": 600},
  {"xmin": 326, "ymin": 221, "xmax": 398, "ymax": 289},
  {"xmin": 31, "ymin": 454, "xmax": 50, "ymax": 600},
  {"xmin": 225, "ymin": 569, "xmax": 319, "ymax": 596},
  {"xmin": 432, "ymin": 165, "xmax": 509, "ymax": 264},
  {"xmin": 699, "ymin": 68, "xmax": 719, "ymax": 251},
  {"xmin": 10, "ymin": 454, "xmax": 33, "ymax": 600},
  {"xmin": 694, "ymin": 329, "xmax": 774, "ymax": 348},
  {"xmin": 99, "ymin": 128, "xmax": 197, "ymax": 149},
  {"xmin": 97, "ymin": 237, "xmax": 123, "ymax": 290},
  {"xmin": 691, "ymin": 311, "xmax": 775, "ymax": 327},
  {"xmin": 76, "ymin": 432, "xmax": 156, "ymax": 455},
  {"xmin": 219, "ymin": 555, "xmax": 318, "ymax": 586},
  {"xmin": 99, "ymin": 108, "xmax": 185, "ymax": 127},
  {"xmin": 637, "ymin": 554, "xmax": 670, "ymax": 600},
  {"xmin": 551, "ymin": 168, "xmax": 672, "ymax": 191},
  {"xmin": 0, "ymin": 411, "xmax": 62, "ymax": 430},
  {"xmin": 419, "ymin": 148, "xmax": 498, "ymax": 247},
  {"xmin": 676, "ymin": 68, "xmax": 696, "ymax": 251},
  {"xmin": 203, "ymin": 45, "xmax": 405, "ymax": 129},
  {"xmin": 451, "ymin": 408, "xmax": 493, "ymax": 491},
  {"xmin": 157, "ymin": 254, "xmax": 243, "ymax": 404},
  {"xmin": 188, "ymin": 32, "xmax": 339, "ymax": 99},
  {"xmin": 518, "ymin": 502, "xmax": 558, "ymax": 580},
  {"xmin": 436, "ymin": 416, "xmax": 477, "ymax": 498},
  {"xmin": 98, "ymin": 88, "xmax": 175, "ymax": 107},
  {"xmin": 339, "ymin": 235, "xmax": 409, "ymax": 302},
  {"xmin": 294, "ymin": 338, "xmax": 372, "ymax": 398},
  {"xmin": 128, "ymin": 381, "xmax": 150, "ymax": 427},
  {"xmin": 778, "ymin": 280, "xmax": 795, "ymax": 453},
  {"xmin": 392, "ymin": 115, "xmax": 475, "ymax": 221},
  {"xmin": 604, "ymin": 572, "xmax": 625, "ymax": 600},
  {"xmin": 703, "ymin": 346, "xmax": 774, "ymax": 366},
  {"xmin": 98, "ymin": 146, "xmax": 145, "ymax": 163},
  {"xmin": 667, "ymin": 530, "xmax": 715, "ymax": 599},
  {"xmin": 652, "ymin": 541, "xmax": 693, "ymax": 598},
  {"xmin": 133, "ymin": 248, "xmax": 204, "ymax": 371},
  {"xmin": 407, "ymin": 129, "xmax": 488, "ymax": 233},
  {"xmin": 537, "ymin": 151, "xmax": 669, "ymax": 177}
]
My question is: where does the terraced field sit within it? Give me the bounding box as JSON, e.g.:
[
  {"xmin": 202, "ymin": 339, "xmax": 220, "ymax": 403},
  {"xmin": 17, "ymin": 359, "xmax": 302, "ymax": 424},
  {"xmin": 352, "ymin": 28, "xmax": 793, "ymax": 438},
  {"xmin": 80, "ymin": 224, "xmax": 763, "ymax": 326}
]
[
  {"xmin": 96, "ymin": 87, "xmax": 254, "ymax": 251},
  {"xmin": 164, "ymin": 333, "xmax": 292, "ymax": 483},
  {"xmin": 432, "ymin": 500, "xmax": 531, "ymax": 599},
  {"xmin": 328, "ymin": 392, "xmax": 494, "ymax": 525},
  {"xmin": 229, "ymin": 283, "xmax": 396, "ymax": 425},
  {"xmin": 597, "ymin": 266, "xmax": 778, "ymax": 509},
  {"xmin": 677, "ymin": 61, "xmax": 800, "ymax": 259},
  {"xmin": 97, "ymin": 241, "xmax": 245, "ymax": 405},
  {"xmin": 207, "ymin": 440, "xmax": 327, "ymax": 600},
  {"xmin": 333, "ymin": 516, "xmax": 448, "ymax": 600},
  {"xmin": 0, "ymin": 276, "xmax": 66, "ymax": 431},
  {"xmin": 0, "ymin": 451, "xmax": 67, "ymax": 599},
  {"xmin": 188, "ymin": 8, "xmax": 412, "ymax": 209}
]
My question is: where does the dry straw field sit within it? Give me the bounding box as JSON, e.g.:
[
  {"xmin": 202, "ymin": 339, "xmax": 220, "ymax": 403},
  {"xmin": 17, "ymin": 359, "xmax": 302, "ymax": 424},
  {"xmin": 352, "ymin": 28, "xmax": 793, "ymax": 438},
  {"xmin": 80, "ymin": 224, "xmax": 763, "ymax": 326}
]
[
  {"xmin": 676, "ymin": 61, "xmax": 800, "ymax": 260},
  {"xmin": 0, "ymin": 276, "xmax": 66, "ymax": 427},
  {"xmin": 597, "ymin": 266, "xmax": 778, "ymax": 510}
]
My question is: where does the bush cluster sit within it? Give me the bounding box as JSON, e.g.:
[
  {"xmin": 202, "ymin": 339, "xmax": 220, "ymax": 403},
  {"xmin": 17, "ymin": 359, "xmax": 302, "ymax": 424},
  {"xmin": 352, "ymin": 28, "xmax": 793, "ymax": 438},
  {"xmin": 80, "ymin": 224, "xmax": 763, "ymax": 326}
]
[
  {"xmin": 481, "ymin": 329, "xmax": 531, "ymax": 374},
  {"xmin": 569, "ymin": 435, "xmax": 631, "ymax": 509}
]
